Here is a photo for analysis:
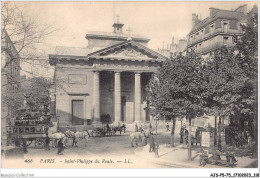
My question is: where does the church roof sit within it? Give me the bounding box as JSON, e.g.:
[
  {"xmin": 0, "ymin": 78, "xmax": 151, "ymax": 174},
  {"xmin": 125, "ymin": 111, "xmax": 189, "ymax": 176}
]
[
  {"xmin": 86, "ymin": 31, "xmax": 150, "ymax": 42},
  {"xmin": 87, "ymin": 40, "xmax": 168, "ymax": 61},
  {"xmin": 55, "ymin": 46, "xmax": 92, "ymax": 56},
  {"xmin": 49, "ymin": 40, "xmax": 167, "ymax": 66}
]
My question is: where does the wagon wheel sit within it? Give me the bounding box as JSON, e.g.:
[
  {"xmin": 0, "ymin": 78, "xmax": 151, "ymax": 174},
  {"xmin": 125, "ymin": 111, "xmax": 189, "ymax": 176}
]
[
  {"xmin": 35, "ymin": 138, "xmax": 45, "ymax": 149},
  {"xmin": 26, "ymin": 140, "xmax": 33, "ymax": 147},
  {"xmin": 92, "ymin": 131, "xmax": 97, "ymax": 137},
  {"xmin": 7, "ymin": 135, "xmax": 16, "ymax": 146}
]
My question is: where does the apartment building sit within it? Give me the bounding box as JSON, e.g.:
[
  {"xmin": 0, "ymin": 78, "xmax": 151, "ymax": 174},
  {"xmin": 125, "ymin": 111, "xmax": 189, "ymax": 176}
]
[{"xmin": 187, "ymin": 5, "xmax": 247, "ymax": 56}]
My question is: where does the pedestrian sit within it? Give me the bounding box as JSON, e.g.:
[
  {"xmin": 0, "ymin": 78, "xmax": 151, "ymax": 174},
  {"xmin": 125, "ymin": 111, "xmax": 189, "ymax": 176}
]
[
  {"xmin": 122, "ymin": 123, "xmax": 126, "ymax": 133},
  {"xmin": 248, "ymin": 133, "xmax": 253, "ymax": 147},
  {"xmin": 45, "ymin": 134, "xmax": 50, "ymax": 151},
  {"xmin": 149, "ymin": 135, "xmax": 155, "ymax": 152},
  {"xmin": 135, "ymin": 124, "xmax": 138, "ymax": 132},
  {"xmin": 180, "ymin": 127, "xmax": 184, "ymax": 144},
  {"xmin": 22, "ymin": 137, "xmax": 28, "ymax": 154},
  {"xmin": 57, "ymin": 138, "xmax": 64, "ymax": 155},
  {"xmin": 166, "ymin": 123, "xmax": 170, "ymax": 132},
  {"xmin": 185, "ymin": 129, "xmax": 189, "ymax": 145},
  {"xmin": 139, "ymin": 125, "xmax": 143, "ymax": 132}
]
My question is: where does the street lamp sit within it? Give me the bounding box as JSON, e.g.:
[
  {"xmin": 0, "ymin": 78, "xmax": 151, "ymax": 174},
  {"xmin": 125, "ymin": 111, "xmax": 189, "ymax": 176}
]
[{"xmin": 57, "ymin": 116, "xmax": 60, "ymax": 132}]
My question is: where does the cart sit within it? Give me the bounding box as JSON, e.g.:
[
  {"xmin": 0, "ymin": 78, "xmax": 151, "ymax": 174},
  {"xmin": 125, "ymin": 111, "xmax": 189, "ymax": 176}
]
[{"xmin": 6, "ymin": 124, "xmax": 47, "ymax": 149}]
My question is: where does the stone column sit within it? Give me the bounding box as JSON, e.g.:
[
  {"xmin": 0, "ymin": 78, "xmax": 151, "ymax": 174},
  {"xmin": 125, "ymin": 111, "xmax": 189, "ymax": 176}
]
[
  {"xmin": 93, "ymin": 71, "xmax": 100, "ymax": 122},
  {"xmin": 114, "ymin": 71, "xmax": 121, "ymax": 124},
  {"xmin": 134, "ymin": 72, "xmax": 141, "ymax": 122}
]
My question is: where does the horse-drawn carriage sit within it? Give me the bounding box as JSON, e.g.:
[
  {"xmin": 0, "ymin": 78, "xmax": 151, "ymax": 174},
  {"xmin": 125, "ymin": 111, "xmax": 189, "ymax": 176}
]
[
  {"xmin": 6, "ymin": 113, "xmax": 53, "ymax": 149},
  {"xmin": 89, "ymin": 124, "xmax": 126, "ymax": 137},
  {"xmin": 6, "ymin": 124, "xmax": 47, "ymax": 149}
]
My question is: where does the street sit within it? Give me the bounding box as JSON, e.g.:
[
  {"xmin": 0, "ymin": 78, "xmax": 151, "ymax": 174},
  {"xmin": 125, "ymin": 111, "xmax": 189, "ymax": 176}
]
[{"xmin": 6, "ymin": 132, "xmax": 176, "ymax": 168}]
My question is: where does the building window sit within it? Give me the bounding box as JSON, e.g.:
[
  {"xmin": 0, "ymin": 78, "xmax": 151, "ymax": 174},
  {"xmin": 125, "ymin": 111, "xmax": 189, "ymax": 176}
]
[
  {"xmin": 210, "ymin": 24, "xmax": 214, "ymax": 32},
  {"xmin": 72, "ymin": 100, "xmax": 84, "ymax": 125},
  {"xmin": 223, "ymin": 37, "xmax": 229, "ymax": 45},
  {"xmin": 232, "ymin": 36, "xmax": 236, "ymax": 44},
  {"xmin": 223, "ymin": 21, "xmax": 228, "ymax": 33}
]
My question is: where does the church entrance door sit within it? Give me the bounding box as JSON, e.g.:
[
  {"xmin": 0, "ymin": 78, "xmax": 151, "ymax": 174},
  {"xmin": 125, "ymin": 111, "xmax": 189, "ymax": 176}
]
[{"xmin": 72, "ymin": 100, "xmax": 84, "ymax": 125}]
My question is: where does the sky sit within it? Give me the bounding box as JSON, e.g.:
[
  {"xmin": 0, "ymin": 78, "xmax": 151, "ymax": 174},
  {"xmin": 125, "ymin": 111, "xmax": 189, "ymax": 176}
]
[{"xmin": 10, "ymin": 1, "xmax": 257, "ymax": 78}]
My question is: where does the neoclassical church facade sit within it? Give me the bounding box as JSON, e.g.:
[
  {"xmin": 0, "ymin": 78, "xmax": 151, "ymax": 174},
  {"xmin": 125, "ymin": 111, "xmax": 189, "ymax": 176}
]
[{"xmin": 49, "ymin": 19, "xmax": 167, "ymax": 129}]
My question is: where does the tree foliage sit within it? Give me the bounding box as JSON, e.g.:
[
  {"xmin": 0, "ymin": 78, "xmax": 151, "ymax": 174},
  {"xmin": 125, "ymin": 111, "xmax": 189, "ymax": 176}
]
[
  {"xmin": 148, "ymin": 52, "xmax": 204, "ymax": 120},
  {"xmin": 22, "ymin": 77, "xmax": 51, "ymax": 113},
  {"xmin": 201, "ymin": 47, "xmax": 247, "ymax": 118}
]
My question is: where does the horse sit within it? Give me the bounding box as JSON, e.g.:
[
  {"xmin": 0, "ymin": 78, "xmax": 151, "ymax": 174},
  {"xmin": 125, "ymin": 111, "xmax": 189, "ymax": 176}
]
[
  {"xmin": 130, "ymin": 131, "xmax": 146, "ymax": 147},
  {"xmin": 141, "ymin": 129, "xmax": 152, "ymax": 146},
  {"xmin": 87, "ymin": 130, "xmax": 94, "ymax": 137},
  {"xmin": 72, "ymin": 131, "xmax": 90, "ymax": 147},
  {"xmin": 111, "ymin": 125, "xmax": 126, "ymax": 135},
  {"xmin": 49, "ymin": 133, "xmax": 68, "ymax": 148}
]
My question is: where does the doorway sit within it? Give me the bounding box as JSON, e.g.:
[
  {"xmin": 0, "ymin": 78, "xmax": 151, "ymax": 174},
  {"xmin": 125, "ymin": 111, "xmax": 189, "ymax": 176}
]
[{"xmin": 72, "ymin": 100, "xmax": 84, "ymax": 125}]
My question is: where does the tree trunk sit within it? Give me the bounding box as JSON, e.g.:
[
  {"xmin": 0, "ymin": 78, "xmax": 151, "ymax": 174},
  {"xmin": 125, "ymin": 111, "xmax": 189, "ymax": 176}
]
[
  {"xmin": 253, "ymin": 118, "xmax": 258, "ymax": 158},
  {"xmin": 214, "ymin": 116, "xmax": 217, "ymax": 146},
  {"xmin": 188, "ymin": 118, "xmax": 192, "ymax": 161},
  {"xmin": 180, "ymin": 119, "xmax": 183, "ymax": 144},
  {"xmin": 170, "ymin": 117, "xmax": 176, "ymax": 147},
  {"xmin": 218, "ymin": 116, "xmax": 222, "ymax": 151}
]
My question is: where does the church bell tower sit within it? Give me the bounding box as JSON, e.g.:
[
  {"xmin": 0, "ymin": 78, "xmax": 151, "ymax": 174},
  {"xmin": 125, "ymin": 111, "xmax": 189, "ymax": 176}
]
[{"xmin": 113, "ymin": 15, "xmax": 124, "ymax": 34}]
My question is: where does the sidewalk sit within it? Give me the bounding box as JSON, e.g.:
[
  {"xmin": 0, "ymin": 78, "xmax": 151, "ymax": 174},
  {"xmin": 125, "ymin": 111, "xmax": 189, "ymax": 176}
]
[{"xmin": 134, "ymin": 144, "xmax": 258, "ymax": 168}]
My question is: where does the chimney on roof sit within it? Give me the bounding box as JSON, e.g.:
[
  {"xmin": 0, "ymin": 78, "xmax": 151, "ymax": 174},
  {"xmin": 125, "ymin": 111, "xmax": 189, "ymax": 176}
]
[
  {"xmin": 235, "ymin": 4, "xmax": 247, "ymax": 14},
  {"xmin": 172, "ymin": 37, "xmax": 174, "ymax": 44},
  {"xmin": 192, "ymin": 13, "xmax": 199, "ymax": 28},
  {"xmin": 209, "ymin": 7, "xmax": 219, "ymax": 18}
]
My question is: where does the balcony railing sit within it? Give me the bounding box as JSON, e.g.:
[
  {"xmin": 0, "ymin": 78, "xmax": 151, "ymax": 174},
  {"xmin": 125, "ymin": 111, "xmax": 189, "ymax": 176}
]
[{"xmin": 188, "ymin": 28, "xmax": 242, "ymax": 47}]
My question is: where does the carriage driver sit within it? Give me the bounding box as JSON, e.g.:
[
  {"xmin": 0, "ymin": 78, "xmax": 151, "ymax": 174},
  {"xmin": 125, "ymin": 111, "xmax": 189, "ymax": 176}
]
[{"xmin": 65, "ymin": 125, "xmax": 73, "ymax": 137}]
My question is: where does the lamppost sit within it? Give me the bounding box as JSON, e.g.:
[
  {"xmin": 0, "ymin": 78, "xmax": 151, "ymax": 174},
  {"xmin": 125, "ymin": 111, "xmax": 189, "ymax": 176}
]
[{"xmin": 57, "ymin": 116, "xmax": 60, "ymax": 132}]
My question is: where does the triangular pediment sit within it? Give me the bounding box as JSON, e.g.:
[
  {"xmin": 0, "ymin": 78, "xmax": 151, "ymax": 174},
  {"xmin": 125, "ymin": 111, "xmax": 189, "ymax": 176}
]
[
  {"xmin": 103, "ymin": 45, "xmax": 152, "ymax": 58},
  {"xmin": 87, "ymin": 41, "xmax": 168, "ymax": 61}
]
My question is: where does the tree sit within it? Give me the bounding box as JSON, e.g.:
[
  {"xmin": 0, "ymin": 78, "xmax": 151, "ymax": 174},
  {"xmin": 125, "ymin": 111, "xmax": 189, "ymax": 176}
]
[
  {"xmin": 148, "ymin": 52, "xmax": 204, "ymax": 160},
  {"xmin": 201, "ymin": 6, "xmax": 258, "ymax": 152},
  {"xmin": 1, "ymin": 2, "xmax": 56, "ymax": 117},
  {"xmin": 201, "ymin": 47, "xmax": 247, "ymax": 150},
  {"xmin": 234, "ymin": 6, "xmax": 258, "ymax": 156},
  {"xmin": 1, "ymin": 2, "xmax": 56, "ymax": 70},
  {"xmin": 22, "ymin": 77, "xmax": 51, "ymax": 114}
]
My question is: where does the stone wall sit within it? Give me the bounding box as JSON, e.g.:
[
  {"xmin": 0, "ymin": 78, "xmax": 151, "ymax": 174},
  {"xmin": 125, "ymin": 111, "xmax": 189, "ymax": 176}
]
[{"xmin": 55, "ymin": 64, "xmax": 94, "ymax": 127}]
